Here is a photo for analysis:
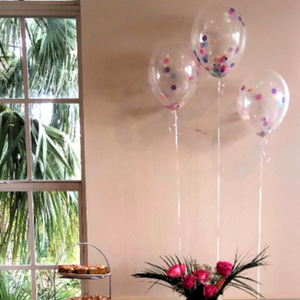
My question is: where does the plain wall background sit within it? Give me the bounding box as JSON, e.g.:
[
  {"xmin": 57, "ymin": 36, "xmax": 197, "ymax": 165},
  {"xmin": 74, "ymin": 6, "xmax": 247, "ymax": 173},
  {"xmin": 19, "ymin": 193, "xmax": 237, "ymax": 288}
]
[{"xmin": 81, "ymin": 1, "xmax": 300, "ymax": 299}]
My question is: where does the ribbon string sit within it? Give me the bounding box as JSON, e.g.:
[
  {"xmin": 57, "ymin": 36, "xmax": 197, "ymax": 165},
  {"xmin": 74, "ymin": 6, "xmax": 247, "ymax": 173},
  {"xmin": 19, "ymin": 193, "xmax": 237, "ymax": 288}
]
[
  {"xmin": 217, "ymin": 78, "xmax": 222, "ymax": 262},
  {"xmin": 257, "ymin": 137, "xmax": 265, "ymax": 299},
  {"xmin": 174, "ymin": 110, "xmax": 182, "ymax": 256}
]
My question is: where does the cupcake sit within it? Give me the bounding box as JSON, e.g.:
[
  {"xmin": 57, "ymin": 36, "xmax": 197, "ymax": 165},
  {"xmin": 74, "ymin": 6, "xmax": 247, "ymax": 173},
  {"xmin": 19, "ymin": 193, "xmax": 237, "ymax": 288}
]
[
  {"xmin": 88, "ymin": 267, "xmax": 98, "ymax": 274},
  {"xmin": 64, "ymin": 265, "xmax": 74, "ymax": 274},
  {"xmin": 58, "ymin": 265, "xmax": 66, "ymax": 273},
  {"xmin": 71, "ymin": 264, "xmax": 80, "ymax": 273},
  {"xmin": 95, "ymin": 265, "xmax": 109, "ymax": 274},
  {"xmin": 71, "ymin": 264, "xmax": 80, "ymax": 269},
  {"xmin": 77, "ymin": 266, "xmax": 88, "ymax": 274}
]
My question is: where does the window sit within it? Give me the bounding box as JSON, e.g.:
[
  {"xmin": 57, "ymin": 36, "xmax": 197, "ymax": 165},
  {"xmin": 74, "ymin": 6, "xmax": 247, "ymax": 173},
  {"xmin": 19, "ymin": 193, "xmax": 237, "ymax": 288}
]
[{"xmin": 0, "ymin": 2, "xmax": 86, "ymax": 300}]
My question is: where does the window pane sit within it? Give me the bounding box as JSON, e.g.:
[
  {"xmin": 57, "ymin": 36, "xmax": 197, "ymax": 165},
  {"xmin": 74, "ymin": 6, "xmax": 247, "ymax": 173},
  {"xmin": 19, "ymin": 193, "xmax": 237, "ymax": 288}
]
[
  {"xmin": 0, "ymin": 192, "xmax": 30, "ymax": 265},
  {"xmin": 37, "ymin": 270, "xmax": 81, "ymax": 300},
  {"xmin": 34, "ymin": 191, "xmax": 79, "ymax": 265},
  {"xmin": 25, "ymin": 18, "xmax": 78, "ymax": 99},
  {"xmin": 0, "ymin": 270, "xmax": 31, "ymax": 299},
  {"xmin": 0, "ymin": 18, "xmax": 23, "ymax": 98},
  {"xmin": 30, "ymin": 103, "xmax": 81, "ymax": 180},
  {"xmin": 0, "ymin": 103, "xmax": 27, "ymax": 180}
]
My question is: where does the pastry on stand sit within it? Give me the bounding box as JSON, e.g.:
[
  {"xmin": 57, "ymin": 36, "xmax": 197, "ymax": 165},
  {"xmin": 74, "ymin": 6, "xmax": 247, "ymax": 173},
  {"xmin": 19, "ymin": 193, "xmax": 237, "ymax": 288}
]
[{"xmin": 54, "ymin": 243, "xmax": 111, "ymax": 300}]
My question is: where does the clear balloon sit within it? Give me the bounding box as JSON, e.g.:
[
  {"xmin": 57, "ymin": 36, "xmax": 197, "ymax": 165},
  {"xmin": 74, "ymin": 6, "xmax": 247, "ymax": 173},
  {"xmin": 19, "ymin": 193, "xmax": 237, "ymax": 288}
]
[
  {"xmin": 191, "ymin": 5, "xmax": 246, "ymax": 78},
  {"xmin": 148, "ymin": 43, "xmax": 200, "ymax": 111},
  {"xmin": 237, "ymin": 70, "xmax": 290, "ymax": 137}
]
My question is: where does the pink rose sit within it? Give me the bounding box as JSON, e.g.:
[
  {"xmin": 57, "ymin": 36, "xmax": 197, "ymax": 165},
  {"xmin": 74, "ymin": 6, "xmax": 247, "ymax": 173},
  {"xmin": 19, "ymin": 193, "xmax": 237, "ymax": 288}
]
[
  {"xmin": 182, "ymin": 275, "xmax": 194, "ymax": 289},
  {"xmin": 203, "ymin": 284, "xmax": 217, "ymax": 298},
  {"xmin": 166, "ymin": 263, "xmax": 186, "ymax": 278},
  {"xmin": 216, "ymin": 261, "xmax": 232, "ymax": 277},
  {"xmin": 192, "ymin": 269, "xmax": 210, "ymax": 283}
]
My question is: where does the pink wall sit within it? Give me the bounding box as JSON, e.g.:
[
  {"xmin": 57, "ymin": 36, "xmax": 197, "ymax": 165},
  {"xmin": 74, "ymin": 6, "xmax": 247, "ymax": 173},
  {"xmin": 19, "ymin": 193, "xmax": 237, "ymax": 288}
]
[{"xmin": 81, "ymin": 0, "xmax": 300, "ymax": 298}]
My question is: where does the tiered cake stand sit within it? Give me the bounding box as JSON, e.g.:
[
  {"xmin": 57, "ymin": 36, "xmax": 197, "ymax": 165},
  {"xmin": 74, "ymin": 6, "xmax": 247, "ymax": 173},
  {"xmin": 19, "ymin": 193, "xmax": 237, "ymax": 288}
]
[{"xmin": 54, "ymin": 242, "xmax": 111, "ymax": 299}]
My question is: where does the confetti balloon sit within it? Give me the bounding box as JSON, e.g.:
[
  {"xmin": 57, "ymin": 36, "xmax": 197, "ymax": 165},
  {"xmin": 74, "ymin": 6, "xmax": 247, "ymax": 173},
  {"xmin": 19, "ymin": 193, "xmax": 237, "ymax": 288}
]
[
  {"xmin": 237, "ymin": 70, "xmax": 290, "ymax": 137},
  {"xmin": 148, "ymin": 43, "xmax": 200, "ymax": 110},
  {"xmin": 191, "ymin": 5, "xmax": 246, "ymax": 78}
]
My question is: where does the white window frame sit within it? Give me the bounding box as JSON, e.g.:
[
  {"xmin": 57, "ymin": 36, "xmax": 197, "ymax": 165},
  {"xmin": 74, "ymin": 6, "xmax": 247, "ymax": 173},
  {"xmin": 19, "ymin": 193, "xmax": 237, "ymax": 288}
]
[{"xmin": 0, "ymin": 2, "xmax": 87, "ymax": 299}]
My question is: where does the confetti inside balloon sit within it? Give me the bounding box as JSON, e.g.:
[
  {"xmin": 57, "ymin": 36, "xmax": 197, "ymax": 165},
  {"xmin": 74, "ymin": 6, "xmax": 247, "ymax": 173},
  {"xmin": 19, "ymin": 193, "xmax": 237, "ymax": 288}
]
[
  {"xmin": 237, "ymin": 70, "xmax": 290, "ymax": 137},
  {"xmin": 148, "ymin": 43, "xmax": 200, "ymax": 110},
  {"xmin": 191, "ymin": 4, "xmax": 246, "ymax": 78}
]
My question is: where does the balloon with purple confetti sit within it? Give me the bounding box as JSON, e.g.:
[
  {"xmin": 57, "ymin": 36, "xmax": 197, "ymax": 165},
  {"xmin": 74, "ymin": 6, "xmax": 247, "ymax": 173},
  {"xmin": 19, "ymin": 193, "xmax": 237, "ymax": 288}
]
[
  {"xmin": 191, "ymin": 4, "xmax": 246, "ymax": 78},
  {"xmin": 237, "ymin": 69, "xmax": 290, "ymax": 138},
  {"xmin": 148, "ymin": 43, "xmax": 200, "ymax": 111}
]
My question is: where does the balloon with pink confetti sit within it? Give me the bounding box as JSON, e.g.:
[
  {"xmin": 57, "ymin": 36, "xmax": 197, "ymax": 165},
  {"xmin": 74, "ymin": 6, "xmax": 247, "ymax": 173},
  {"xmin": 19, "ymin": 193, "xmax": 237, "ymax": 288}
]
[
  {"xmin": 148, "ymin": 43, "xmax": 200, "ymax": 111},
  {"xmin": 237, "ymin": 70, "xmax": 290, "ymax": 137},
  {"xmin": 191, "ymin": 5, "xmax": 246, "ymax": 78}
]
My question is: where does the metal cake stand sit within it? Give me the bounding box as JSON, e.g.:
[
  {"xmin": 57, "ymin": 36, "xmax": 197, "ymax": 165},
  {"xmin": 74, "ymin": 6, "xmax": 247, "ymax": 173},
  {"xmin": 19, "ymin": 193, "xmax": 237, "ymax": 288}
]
[{"xmin": 53, "ymin": 242, "xmax": 111, "ymax": 299}]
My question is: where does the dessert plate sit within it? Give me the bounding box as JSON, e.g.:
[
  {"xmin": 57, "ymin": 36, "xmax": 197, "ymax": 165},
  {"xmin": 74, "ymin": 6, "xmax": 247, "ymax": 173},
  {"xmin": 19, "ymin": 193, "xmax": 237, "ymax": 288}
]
[{"xmin": 59, "ymin": 273, "xmax": 111, "ymax": 279}]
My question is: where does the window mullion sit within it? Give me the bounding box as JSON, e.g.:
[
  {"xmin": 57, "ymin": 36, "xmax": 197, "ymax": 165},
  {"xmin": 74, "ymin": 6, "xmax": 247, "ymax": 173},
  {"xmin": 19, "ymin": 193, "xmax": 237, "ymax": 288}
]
[
  {"xmin": 76, "ymin": 15, "xmax": 88, "ymax": 295},
  {"xmin": 0, "ymin": 98, "xmax": 80, "ymax": 104},
  {"xmin": 0, "ymin": 2, "xmax": 80, "ymax": 18},
  {"xmin": 31, "ymin": 269, "xmax": 37, "ymax": 300},
  {"xmin": 28, "ymin": 191, "xmax": 37, "ymax": 300},
  {"xmin": 0, "ymin": 181, "xmax": 81, "ymax": 192},
  {"xmin": 21, "ymin": 18, "xmax": 33, "ymax": 181},
  {"xmin": 0, "ymin": 265, "xmax": 60, "ymax": 271}
]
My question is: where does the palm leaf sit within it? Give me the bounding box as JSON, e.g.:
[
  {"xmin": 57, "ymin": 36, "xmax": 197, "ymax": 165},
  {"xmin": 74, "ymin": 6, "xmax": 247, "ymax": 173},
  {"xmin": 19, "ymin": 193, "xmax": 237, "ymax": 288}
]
[{"xmin": 215, "ymin": 247, "xmax": 269, "ymax": 299}]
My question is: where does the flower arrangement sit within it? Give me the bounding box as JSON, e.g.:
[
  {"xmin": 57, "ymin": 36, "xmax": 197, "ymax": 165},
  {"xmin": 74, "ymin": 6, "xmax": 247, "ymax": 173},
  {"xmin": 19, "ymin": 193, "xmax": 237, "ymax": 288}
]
[{"xmin": 132, "ymin": 248, "xmax": 268, "ymax": 300}]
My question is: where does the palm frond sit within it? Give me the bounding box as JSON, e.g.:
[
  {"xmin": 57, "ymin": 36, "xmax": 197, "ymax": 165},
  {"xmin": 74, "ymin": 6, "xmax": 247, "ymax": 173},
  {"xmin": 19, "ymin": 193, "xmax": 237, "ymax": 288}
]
[
  {"xmin": 215, "ymin": 247, "xmax": 269, "ymax": 299},
  {"xmin": 0, "ymin": 270, "xmax": 31, "ymax": 300},
  {"xmin": 132, "ymin": 255, "xmax": 190, "ymax": 296}
]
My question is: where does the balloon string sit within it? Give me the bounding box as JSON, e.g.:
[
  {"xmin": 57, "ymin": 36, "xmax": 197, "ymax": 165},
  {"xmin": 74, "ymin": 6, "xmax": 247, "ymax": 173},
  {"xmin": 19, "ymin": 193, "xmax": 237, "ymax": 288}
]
[
  {"xmin": 262, "ymin": 137, "xmax": 271, "ymax": 163},
  {"xmin": 217, "ymin": 78, "xmax": 222, "ymax": 262},
  {"xmin": 257, "ymin": 137, "xmax": 264, "ymax": 299},
  {"xmin": 174, "ymin": 110, "xmax": 182, "ymax": 256}
]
